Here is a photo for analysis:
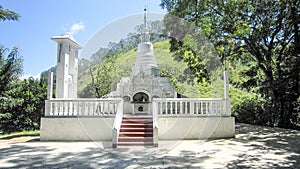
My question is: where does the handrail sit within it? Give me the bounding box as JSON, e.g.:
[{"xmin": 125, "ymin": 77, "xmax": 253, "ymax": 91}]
[
  {"xmin": 112, "ymin": 100, "xmax": 123, "ymax": 148},
  {"xmin": 45, "ymin": 98, "xmax": 121, "ymax": 101},
  {"xmin": 153, "ymin": 98, "xmax": 224, "ymax": 101},
  {"xmin": 152, "ymin": 101, "xmax": 158, "ymax": 147}
]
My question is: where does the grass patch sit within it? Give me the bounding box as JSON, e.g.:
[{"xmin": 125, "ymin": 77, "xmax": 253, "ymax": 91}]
[{"xmin": 0, "ymin": 130, "xmax": 40, "ymax": 138}]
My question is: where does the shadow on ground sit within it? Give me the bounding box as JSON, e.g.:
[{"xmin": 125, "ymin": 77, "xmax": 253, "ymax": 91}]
[
  {"xmin": 224, "ymin": 124, "xmax": 300, "ymax": 168},
  {"xmin": 0, "ymin": 123, "xmax": 299, "ymax": 168}
]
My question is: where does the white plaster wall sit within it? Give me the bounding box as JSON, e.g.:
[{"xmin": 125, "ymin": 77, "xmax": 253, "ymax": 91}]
[
  {"xmin": 40, "ymin": 118, "xmax": 114, "ymax": 141},
  {"xmin": 123, "ymin": 102, "xmax": 132, "ymax": 114},
  {"xmin": 158, "ymin": 117, "xmax": 235, "ymax": 140},
  {"xmin": 41, "ymin": 117, "xmax": 234, "ymax": 141}
]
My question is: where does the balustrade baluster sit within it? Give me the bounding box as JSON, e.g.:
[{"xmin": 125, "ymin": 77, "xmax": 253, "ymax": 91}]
[
  {"xmin": 182, "ymin": 101, "xmax": 184, "ymax": 114},
  {"xmin": 58, "ymin": 102, "xmax": 61, "ymax": 115},
  {"xmin": 90, "ymin": 102, "xmax": 93, "ymax": 116},
  {"xmin": 210, "ymin": 101, "xmax": 213, "ymax": 115},
  {"xmin": 54, "ymin": 102, "xmax": 58, "ymax": 116},
  {"xmin": 204, "ymin": 102, "xmax": 206, "ymax": 115},
  {"xmin": 69, "ymin": 102, "xmax": 73, "ymax": 116},
  {"xmin": 194, "ymin": 102, "xmax": 197, "ymax": 115},
  {"xmin": 159, "ymin": 102, "xmax": 162, "ymax": 114},
  {"xmin": 100, "ymin": 102, "xmax": 103, "ymax": 115},
  {"xmin": 184, "ymin": 101, "xmax": 188, "ymax": 114},
  {"xmin": 170, "ymin": 101, "xmax": 173, "ymax": 114},
  {"xmin": 218, "ymin": 101, "xmax": 221, "ymax": 115},
  {"xmin": 49, "ymin": 101, "xmax": 53, "ymax": 116},
  {"xmin": 165, "ymin": 101, "xmax": 168, "ymax": 114},
  {"xmin": 86, "ymin": 102, "xmax": 89, "ymax": 116},
  {"xmin": 62, "ymin": 102, "xmax": 65, "ymax": 116},
  {"xmin": 190, "ymin": 101, "xmax": 194, "ymax": 115},
  {"xmin": 200, "ymin": 102, "xmax": 203, "ymax": 114},
  {"xmin": 48, "ymin": 102, "xmax": 52, "ymax": 116},
  {"xmin": 196, "ymin": 102, "xmax": 199, "ymax": 115},
  {"xmin": 179, "ymin": 101, "xmax": 182, "ymax": 115},
  {"xmin": 175, "ymin": 101, "xmax": 178, "ymax": 114},
  {"xmin": 64, "ymin": 102, "xmax": 68, "ymax": 116},
  {"xmin": 81, "ymin": 101, "xmax": 86, "ymax": 116},
  {"xmin": 60, "ymin": 102, "xmax": 63, "ymax": 116},
  {"xmin": 206, "ymin": 102, "xmax": 209, "ymax": 115},
  {"xmin": 92, "ymin": 102, "xmax": 95, "ymax": 116},
  {"xmin": 74, "ymin": 102, "xmax": 78, "ymax": 116}
]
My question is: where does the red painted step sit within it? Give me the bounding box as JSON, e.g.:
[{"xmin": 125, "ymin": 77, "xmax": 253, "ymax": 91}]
[
  {"xmin": 117, "ymin": 116, "xmax": 155, "ymax": 147},
  {"xmin": 121, "ymin": 123, "xmax": 152, "ymax": 128},
  {"xmin": 119, "ymin": 131, "xmax": 153, "ymax": 137},
  {"xmin": 122, "ymin": 118, "xmax": 153, "ymax": 123},
  {"xmin": 120, "ymin": 128, "xmax": 153, "ymax": 132},
  {"xmin": 118, "ymin": 137, "xmax": 153, "ymax": 142},
  {"xmin": 117, "ymin": 142, "xmax": 154, "ymax": 146}
]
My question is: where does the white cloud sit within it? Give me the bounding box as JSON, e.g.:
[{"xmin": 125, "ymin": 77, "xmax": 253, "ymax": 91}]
[
  {"xmin": 21, "ymin": 73, "xmax": 40, "ymax": 80},
  {"xmin": 70, "ymin": 22, "xmax": 85, "ymax": 34}
]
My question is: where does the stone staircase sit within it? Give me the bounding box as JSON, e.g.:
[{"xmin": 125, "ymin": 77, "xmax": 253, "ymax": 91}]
[{"xmin": 117, "ymin": 116, "xmax": 154, "ymax": 146}]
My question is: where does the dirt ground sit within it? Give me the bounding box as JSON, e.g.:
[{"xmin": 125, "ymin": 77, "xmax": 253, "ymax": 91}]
[{"xmin": 0, "ymin": 123, "xmax": 299, "ymax": 168}]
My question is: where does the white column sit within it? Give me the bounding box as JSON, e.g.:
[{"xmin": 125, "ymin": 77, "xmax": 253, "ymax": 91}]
[
  {"xmin": 224, "ymin": 71, "xmax": 231, "ymax": 116},
  {"xmin": 73, "ymin": 57, "xmax": 78, "ymax": 98},
  {"xmin": 47, "ymin": 71, "xmax": 53, "ymax": 100},
  {"xmin": 51, "ymin": 33, "xmax": 82, "ymax": 99}
]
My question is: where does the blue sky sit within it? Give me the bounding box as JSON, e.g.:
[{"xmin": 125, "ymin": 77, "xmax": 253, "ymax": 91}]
[{"xmin": 0, "ymin": 0, "xmax": 166, "ymax": 78}]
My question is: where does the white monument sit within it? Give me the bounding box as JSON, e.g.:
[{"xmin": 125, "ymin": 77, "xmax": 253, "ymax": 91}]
[
  {"xmin": 51, "ymin": 33, "xmax": 82, "ymax": 98},
  {"xmin": 40, "ymin": 9, "xmax": 234, "ymax": 144},
  {"xmin": 108, "ymin": 9, "xmax": 176, "ymax": 114}
]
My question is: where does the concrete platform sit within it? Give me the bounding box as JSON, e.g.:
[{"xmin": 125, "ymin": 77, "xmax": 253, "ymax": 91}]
[
  {"xmin": 1, "ymin": 123, "xmax": 299, "ymax": 168},
  {"xmin": 40, "ymin": 116, "xmax": 235, "ymax": 141}
]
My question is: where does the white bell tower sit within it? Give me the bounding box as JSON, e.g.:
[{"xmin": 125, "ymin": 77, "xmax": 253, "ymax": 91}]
[{"xmin": 51, "ymin": 33, "xmax": 82, "ymax": 98}]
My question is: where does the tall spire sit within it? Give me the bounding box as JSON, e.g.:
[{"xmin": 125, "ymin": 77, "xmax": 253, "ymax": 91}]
[
  {"xmin": 132, "ymin": 8, "xmax": 158, "ymax": 77},
  {"xmin": 141, "ymin": 7, "xmax": 150, "ymax": 42},
  {"xmin": 144, "ymin": 8, "xmax": 147, "ymax": 30}
]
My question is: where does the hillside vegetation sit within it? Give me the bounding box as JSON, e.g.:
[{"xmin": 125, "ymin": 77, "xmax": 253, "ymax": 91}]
[
  {"xmin": 78, "ymin": 40, "xmax": 202, "ymax": 98},
  {"xmin": 77, "ymin": 40, "xmax": 257, "ymax": 119}
]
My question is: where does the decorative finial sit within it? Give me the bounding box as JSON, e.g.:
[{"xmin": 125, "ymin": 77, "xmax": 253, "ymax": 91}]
[{"xmin": 141, "ymin": 6, "xmax": 150, "ymax": 42}]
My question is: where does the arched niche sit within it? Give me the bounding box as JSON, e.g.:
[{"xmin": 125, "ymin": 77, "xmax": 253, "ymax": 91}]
[
  {"xmin": 152, "ymin": 95, "xmax": 159, "ymax": 101},
  {"xmin": 133, "ymin": 92, "xmax": 149, "ymax": 103},
  {"xmin": 122, "ymin": 95, "xmax": 131, "ymax": 102}
]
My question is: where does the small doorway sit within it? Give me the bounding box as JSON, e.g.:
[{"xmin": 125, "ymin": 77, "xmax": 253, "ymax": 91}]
[{"xmin": 132, "ymin": 92, "xmax": 149, "ymax": 114}]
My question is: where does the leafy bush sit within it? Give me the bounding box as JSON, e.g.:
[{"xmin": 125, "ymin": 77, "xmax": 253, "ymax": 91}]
[
  {"xmin": 233, "ymin": 98, "xmax": 274, "ymax": 126},
  {"xmin": 0, "ymin": 77, "xmax": 47, "ymax": 134}
]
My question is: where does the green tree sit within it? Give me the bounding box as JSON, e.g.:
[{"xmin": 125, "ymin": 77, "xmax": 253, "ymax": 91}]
[
  {"xmin": 91, "ymin": 59, "xmax": 115, "ymax": 98},
  {"xmin": 161, "ymin": 0, "xmax": 300, "ymax": 129},
  {"xmin": 0, "ymin": 5, "xmax": 20, "ymax": 21},
  {"xmin": 0, "ymin": 46, "xmax": 23, "ymax": 93},
  {"xmin": 0, "ymin": 76, "xmax": 47, "ymax": 133},
  {"xmin": 0, "ymin": 5, "xmax": 47, "ymax": 133}
]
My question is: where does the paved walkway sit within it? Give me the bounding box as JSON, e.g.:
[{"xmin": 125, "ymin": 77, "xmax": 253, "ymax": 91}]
[{"xmin": 0, "ymin": 124, "xmax": 299, "ymax": 168}]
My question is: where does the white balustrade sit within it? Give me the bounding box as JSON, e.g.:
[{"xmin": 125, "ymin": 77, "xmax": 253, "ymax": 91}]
[
  {"xmin": 45, "ymin": 98, "xmax": 122, "ymax": 117},
  {"xmin": 45, "ymin": 98, "xmax": 230, "ymax": 117},
  {"xmin": 152, "ymin": 98, "xmax": 229, "ymax": 116}
]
